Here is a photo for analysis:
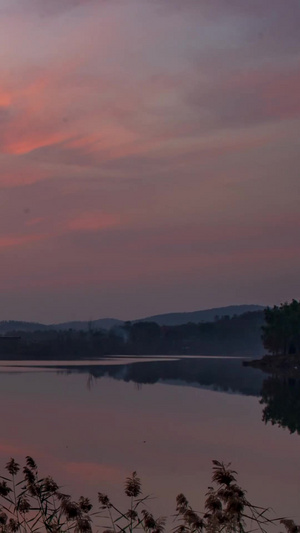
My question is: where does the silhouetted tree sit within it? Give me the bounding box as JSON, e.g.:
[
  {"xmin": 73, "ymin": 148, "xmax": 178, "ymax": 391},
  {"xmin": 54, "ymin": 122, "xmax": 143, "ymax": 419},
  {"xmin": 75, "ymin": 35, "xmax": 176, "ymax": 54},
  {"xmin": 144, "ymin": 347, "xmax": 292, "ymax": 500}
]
[{"xmin": 262, "ymin": 300, "xmax": 300, "ymax": 355}]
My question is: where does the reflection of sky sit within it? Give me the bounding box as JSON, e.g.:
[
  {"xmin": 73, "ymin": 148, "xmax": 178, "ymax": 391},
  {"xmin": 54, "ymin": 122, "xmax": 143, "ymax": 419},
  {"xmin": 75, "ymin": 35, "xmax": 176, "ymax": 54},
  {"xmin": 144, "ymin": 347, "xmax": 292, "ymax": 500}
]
[
  {"xmin": 0, "ymin": 1, "xmax": 300, "ymax": 322},
  {"xmin": 0, "ymin": 362, "xmax": 299, "ymax": 522},
  {"xmin": 0, "ymin": 356, "xmax": 180, "ymax": 368}
]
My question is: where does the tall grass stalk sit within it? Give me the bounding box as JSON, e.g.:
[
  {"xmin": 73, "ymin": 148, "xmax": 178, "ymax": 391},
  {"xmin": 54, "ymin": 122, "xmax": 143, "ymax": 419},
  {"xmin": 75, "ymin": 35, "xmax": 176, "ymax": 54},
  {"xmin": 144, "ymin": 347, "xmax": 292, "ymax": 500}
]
[{"xmin": 0, "ymin": 457, "xmax": 296, "ymax": 533}]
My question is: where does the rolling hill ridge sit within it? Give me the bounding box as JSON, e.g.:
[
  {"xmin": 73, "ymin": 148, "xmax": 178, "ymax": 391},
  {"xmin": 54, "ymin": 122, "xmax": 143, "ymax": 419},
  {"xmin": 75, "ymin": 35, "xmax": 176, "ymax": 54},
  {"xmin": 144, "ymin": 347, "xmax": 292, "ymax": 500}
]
[{"xmin": 0, "ymin": 305, "xmax": 265, "ymax": 333}]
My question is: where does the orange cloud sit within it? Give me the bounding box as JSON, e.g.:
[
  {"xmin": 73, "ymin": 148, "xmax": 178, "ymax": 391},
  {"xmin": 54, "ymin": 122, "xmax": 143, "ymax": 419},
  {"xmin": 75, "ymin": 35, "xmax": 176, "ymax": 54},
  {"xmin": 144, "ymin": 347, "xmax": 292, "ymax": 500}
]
[
  {"xmin": 0, "ymin": 90, "xmax": 12, "ymax": 108},
  {"xmin": 4, "ymin": 131, "xmax": 70, "ymax": 156},
  {"xmin": 0, "ymin": 61, "xmax": 82, "ymax": 156},
  {"xmin": 0, "ymin": 60, "xmax": 189, "ymax": 164}
]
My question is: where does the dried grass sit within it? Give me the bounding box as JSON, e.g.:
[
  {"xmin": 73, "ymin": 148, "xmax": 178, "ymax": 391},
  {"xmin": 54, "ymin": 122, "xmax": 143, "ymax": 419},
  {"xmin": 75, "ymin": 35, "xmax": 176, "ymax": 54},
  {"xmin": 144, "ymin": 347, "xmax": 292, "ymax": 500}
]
[{"xmin": 0, "ymin": 458, "xmax": 296, "ymax": 533}]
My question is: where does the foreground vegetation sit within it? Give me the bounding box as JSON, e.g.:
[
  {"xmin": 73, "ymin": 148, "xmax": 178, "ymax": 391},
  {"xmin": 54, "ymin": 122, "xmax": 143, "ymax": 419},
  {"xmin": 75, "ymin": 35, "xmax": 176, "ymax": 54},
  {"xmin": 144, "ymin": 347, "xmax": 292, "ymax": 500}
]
[{"xmin": 0, "ymin": 457, "xmax": 295, "ymax": 533}]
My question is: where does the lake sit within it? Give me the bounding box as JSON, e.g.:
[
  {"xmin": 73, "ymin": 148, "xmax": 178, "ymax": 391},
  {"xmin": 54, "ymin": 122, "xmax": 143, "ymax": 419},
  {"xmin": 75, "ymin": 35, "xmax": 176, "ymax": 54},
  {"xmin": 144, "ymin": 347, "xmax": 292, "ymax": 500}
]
[{"xmin": 0, "ymin": 356, "xmax": 299, "ymax": 526}]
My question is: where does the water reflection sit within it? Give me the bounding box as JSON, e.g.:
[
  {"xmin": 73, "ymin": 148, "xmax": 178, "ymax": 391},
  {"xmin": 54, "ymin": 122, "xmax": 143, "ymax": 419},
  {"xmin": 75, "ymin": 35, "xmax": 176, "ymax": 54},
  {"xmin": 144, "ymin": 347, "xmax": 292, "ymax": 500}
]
[
  {"xmin": 2, "ymin": 356, "xmax": 300, "ymax": 437},
  {"xmin": 55, "ymin": 357, "xmax": 265, "ymax": 397},
  {"xmin": 0, "ymin": 357, "xmax": 299, "ymax": 521},
  {"xmin": 54, "ymin": 358, "xmax": 300, "ymax": 437},
  {"xmin": 260, "ymin": 376, "xmax": 300, "ymax": 434}
]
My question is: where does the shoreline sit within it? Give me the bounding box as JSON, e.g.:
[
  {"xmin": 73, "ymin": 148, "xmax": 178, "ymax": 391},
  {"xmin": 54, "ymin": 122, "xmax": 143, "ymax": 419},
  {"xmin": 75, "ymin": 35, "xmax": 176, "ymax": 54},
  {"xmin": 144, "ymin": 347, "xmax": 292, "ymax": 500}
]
[{"xmin": 243, "ymin": 353, "xmax": 300, "ymax": 377}]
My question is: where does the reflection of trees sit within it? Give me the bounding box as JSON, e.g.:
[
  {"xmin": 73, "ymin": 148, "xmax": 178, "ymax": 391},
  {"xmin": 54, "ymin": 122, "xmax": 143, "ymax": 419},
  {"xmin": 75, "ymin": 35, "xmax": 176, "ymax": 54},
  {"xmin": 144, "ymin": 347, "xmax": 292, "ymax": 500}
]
[
  {"xmin": 56, "ymin": 358, "xmax": 264, "ymax": 396},
  {"xmin": 260, "ymin": 376, "xmax": 300, "ymax": 434}
]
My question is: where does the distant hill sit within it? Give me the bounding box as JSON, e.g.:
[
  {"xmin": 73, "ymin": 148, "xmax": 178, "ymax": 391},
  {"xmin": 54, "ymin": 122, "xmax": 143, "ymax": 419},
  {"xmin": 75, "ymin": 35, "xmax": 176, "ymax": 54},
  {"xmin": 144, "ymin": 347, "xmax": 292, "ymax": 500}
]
[
  {"xmin": 0, "ymin": 318, "xmax": 122, "ymax": 333},
  {"xmin": 51, "ymin": 318, "xmax": 123, "ymax": 331},
  {"xmin": 0, "ymin": 321, "xmax": 49, "ymax": 333},
  {"xmin": 0, "ymin": 305, "xmax": 265, "ymax": 332},
  {"xmin": 135, "ymin": 305, "xmax": 265, "ymax": 326}
]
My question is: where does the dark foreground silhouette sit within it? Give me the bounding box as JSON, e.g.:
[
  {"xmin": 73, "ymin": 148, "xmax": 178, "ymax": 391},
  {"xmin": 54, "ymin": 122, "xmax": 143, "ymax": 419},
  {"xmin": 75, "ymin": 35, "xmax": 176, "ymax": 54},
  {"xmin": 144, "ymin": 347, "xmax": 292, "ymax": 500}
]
[{"xmin": 0, "ymin": 457, "xmax": 293, "ymax": 533}]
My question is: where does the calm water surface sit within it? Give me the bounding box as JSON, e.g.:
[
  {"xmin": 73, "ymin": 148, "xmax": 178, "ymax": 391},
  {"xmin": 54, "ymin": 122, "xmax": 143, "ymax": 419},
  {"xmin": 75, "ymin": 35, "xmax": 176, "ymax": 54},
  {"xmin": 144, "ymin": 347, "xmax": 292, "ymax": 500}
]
[{"xmin": 0, "ymin": 357, "xmax": 299, "ymax": 522}]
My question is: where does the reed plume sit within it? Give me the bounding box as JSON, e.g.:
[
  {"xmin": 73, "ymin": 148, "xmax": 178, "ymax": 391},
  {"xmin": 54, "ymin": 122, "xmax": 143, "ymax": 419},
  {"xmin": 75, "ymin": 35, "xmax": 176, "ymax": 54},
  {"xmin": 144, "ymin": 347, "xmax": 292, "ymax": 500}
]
[{"xmin": 0, "ymin": 458, "xmax": 295, "ymax": 533}]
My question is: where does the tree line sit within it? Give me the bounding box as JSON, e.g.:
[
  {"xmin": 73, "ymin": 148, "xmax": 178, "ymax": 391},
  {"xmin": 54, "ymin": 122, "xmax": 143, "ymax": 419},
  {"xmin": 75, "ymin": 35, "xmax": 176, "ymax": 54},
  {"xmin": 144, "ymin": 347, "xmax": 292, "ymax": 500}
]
[
  {"xmin": 0, "ymin": 311, "xmax": 264, "ymax": 359},
  {"xmin": 1, "ymin": 300, "xmax": 298, "ymax": 360}
]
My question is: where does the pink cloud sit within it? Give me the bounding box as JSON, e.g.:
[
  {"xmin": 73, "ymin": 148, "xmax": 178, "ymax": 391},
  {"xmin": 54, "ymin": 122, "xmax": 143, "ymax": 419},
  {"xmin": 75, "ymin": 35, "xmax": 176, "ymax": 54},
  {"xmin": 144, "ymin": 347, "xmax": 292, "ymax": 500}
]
[
  {"xmin": 67, "ymin": 213, "xmax": 121, "ymax": 232},
  {"xmin": 192, "ymin": 66, "xmax": 300, "ymax": 130},
  {"xmin": 229, "ymin": 68, "xmax": 300, "ymax": 121},
  {"xmin": 0, "ymin": 234, "xmax": 45, "ymax": 248},
  {"xmin": 0, "ymin": 61, "xmax": 84, "ymax": 156},
  {"xmin": 0, "ymin": 0, "xmax": 298, "ymax": 320},
  {"xmin": 0, "ymin": 90, "xmax": 12, "ymax": 108},
  {"xmin": 4, "ymin": 131, "xmax": 69, "ymax": 156},
  {"xmin": 0, "ymin": 167, "xmax": 49, "ymax": 188},
  {"xmin": 25, "ymin": 217, "xmax": 45, "ymax": 227},
  {"xmin": 261, "ymin": 70, "xmax": 300, "ymax": 119},
  {"xmin": 0, "ymin": 440, "xmax": 41, "ymax": 460},
  {"xmin": 64, "ymin": 461, "xmax": 125, "ymax": 484}
]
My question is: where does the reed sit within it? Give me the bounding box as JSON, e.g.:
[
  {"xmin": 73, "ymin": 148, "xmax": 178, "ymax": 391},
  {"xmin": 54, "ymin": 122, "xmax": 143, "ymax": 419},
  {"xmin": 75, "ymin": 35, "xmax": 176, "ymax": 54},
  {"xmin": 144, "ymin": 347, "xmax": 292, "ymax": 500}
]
[{"xmin": 0, "ymin": 457, "xmax": 296, "ymax": 533}]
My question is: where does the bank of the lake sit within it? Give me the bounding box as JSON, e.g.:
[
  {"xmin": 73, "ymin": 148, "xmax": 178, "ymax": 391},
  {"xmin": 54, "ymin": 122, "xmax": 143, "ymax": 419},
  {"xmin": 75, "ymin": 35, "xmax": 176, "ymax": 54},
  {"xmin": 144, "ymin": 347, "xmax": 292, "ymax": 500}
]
[{"xmin": 244, "ymin": 353, "xmax": 300, "ymax": 377}]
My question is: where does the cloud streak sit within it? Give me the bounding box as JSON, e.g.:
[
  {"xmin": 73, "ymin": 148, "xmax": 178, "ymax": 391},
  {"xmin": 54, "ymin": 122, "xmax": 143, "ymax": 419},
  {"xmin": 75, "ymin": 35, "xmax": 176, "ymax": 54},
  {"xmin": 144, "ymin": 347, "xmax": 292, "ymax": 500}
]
[{"xmin": 0, "ymin": 0, "xmax": 299, "ymax": 320}]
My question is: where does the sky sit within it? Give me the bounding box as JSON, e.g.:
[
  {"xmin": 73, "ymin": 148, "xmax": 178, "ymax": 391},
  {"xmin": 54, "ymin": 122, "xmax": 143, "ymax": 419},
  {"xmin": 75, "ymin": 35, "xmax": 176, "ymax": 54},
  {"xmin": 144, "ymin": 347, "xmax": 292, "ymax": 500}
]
[{"xmin": 0, "ymin": 0, "xmax": 299, "ymax": 323}]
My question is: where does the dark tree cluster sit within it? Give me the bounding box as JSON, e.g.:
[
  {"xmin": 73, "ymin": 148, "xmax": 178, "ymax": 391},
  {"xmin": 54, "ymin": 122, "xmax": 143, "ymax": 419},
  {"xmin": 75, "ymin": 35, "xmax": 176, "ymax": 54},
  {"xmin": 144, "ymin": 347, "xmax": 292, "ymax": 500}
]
[
  {"xmin": 262, "ymin": 300, "xmax": 300, "ymax": 356},
  {"xmin": 0, "ymin": 329, "xmax": 124, "ymax": 360}
]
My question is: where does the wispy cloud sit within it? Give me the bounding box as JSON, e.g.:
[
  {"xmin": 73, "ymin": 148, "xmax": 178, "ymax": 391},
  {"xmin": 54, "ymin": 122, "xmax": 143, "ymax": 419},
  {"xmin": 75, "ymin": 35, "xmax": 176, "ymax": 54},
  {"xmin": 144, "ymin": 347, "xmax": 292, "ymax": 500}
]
[
  {"xmin": 67, "ymin": 212, "xmax": 121, "ymax": 232},
  {"xmin": 0, "ymin": 234, "xmax": 45, "ymax": 249},
  {"xmin": 0, "ymin": 0, "xmax": 299, "ymax": 320},
  {"xmin": 64, "ymin": 461, "xmax": 125, "ymax": 483}
]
